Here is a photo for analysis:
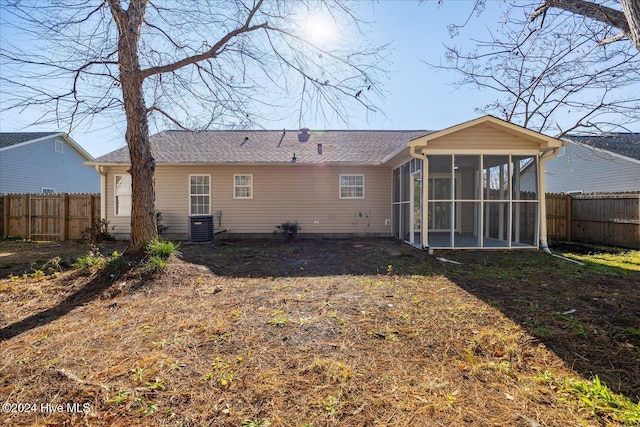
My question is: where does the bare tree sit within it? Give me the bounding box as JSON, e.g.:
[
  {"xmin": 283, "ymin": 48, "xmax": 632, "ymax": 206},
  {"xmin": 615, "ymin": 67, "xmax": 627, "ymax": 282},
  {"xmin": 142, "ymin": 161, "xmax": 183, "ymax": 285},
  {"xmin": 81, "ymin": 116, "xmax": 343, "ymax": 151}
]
[
  {"xmin": 432, "ymin": 0, "xmax": 640, "ymax": 137},
  {"xmin": 0, "ymin": 0, "xmax": 385, "ymax": 253},
  {"xmin": 533, "ymin": 0, "xmax": 640, "ymax": 51}
]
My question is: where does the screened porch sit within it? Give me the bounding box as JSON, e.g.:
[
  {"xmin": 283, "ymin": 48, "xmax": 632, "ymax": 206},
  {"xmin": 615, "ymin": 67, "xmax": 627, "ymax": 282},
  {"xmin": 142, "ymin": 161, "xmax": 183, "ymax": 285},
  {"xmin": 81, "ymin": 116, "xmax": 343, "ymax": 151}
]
[{"xmin": 392, "ymin": 154, "xmax": 539, "ymax": 249}]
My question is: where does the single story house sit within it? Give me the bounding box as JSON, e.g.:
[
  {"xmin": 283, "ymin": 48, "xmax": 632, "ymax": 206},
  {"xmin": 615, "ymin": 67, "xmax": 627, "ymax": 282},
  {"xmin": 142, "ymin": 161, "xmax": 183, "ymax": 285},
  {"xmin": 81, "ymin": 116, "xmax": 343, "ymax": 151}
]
[
  {"xmin": 542, "ymin": 133, "xmax": 640, "ymax": 194},
  {"xmin": 87, "ymin": 116, "xmax": 564, "ymax": 249},
  {"xmin": 0, "ymin": 132, "xmax": 100, "ymax": 194}
]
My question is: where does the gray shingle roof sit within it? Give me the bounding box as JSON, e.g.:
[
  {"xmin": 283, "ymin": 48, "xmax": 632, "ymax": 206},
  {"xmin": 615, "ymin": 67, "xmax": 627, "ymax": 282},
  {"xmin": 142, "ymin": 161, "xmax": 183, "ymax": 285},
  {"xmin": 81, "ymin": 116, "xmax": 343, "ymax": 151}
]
[
  {"xmin": 0, "ymin": 132, "xmax": 60, "ymax": 149},
  {"xmin": 566, "ymin": 133, "xmax": 640, "ymax": 161},
  {"xmin": 92, "ymin": 129, "xmax": 433, "ymax": 165}
]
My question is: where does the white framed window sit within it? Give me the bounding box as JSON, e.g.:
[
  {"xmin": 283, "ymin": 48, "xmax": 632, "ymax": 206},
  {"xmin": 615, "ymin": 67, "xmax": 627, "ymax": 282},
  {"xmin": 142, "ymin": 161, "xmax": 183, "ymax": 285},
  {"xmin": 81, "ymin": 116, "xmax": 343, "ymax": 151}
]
[
  {"xmin": 339, "ymin": 174, "xmax": 364, "ymax": 199},
  {"xmin": 234, "ymin": 174, "xmax": 253, "ymax": 199},
  {"xmin": 41, "ymin": 187, "xmax": 56, "ymax": 194},
  {"xmin": 54, "ymin": 139, "xmax": 63, "ymax": 153},
  {"xmin": 114, "ymin": 174, "xmax": 132, "ymax": 216},
  {"xmin": 189, "ymin": 175, "xmax": 210, "ymax": 215}
]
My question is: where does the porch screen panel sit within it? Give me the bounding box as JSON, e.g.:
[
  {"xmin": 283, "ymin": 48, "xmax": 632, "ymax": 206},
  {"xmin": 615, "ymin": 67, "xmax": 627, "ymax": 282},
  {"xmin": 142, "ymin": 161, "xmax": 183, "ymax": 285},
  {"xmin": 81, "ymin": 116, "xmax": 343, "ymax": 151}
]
[
  {"xmin": 454, "ymin": 202, "xmax": 481, "ymax": 248},
  {"xmin": 392, "ymin": 203, "xmax": 400, "ymax": 239},
  {"xmin": 483, "ymin": 156, "xmax": 510, "ymax": 200},
  {"xmin": 512, "ymin": 156, "xmax": 537, "ymax": 200},
  {"xmin": 400, "ymin": 163, "xmax": 411, "ymax": 241},
  {"xmin": 512, "ymin": 155, "xmax": 538, "ymax": 246},
  {"xmin": 484, "ymin": 202, "xmax": 509, "ymax": 247},
  {"xmin": 392, "ymin": 168, "xmax": 401, "ymax": 238},
  {"xmin": 482, "ymin": 155, "xmax": 510, "ymax": 246},
  {"xmin": 392, "ymin": 168, "xmax": 401, "ymax": 203},
  {"xmin": 427, "ymin": 155, "xmax": 453, "ymax": 248},
  {"xmin": 455, "ymin": 155, "xmax": 481, "ymax": 248},
  {"xmin": 512, "ymin": 201, "xmax": 538, "ymax": 246},
  {"xmin": 391, "ymin": 163, "xmax": 412, "ymax": 241}
]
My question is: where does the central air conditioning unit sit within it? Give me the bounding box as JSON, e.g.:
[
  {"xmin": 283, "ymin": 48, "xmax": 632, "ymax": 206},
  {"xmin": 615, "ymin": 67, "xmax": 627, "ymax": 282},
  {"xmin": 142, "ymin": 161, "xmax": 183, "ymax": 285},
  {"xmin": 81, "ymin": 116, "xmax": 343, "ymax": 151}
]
[{"xmin": 189, "ymin": 215, "xmax": 214, "ymax": 242}]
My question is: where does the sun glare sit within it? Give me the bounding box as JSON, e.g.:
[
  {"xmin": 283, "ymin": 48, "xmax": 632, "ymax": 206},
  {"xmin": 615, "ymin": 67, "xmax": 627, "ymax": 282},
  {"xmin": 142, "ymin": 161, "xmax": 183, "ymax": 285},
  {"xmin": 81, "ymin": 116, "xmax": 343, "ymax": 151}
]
[{"xmin": 304, "ymin": 13, "xmax": 338, "ymax": 46}]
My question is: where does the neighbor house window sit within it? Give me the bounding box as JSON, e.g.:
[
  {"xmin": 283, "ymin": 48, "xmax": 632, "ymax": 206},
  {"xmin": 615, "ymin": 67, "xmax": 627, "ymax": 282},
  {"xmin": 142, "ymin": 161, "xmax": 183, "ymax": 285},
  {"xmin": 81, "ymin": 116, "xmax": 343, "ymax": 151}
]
[
  {"xmin": 114, "ymin": 174, "xmax": 132, "ymax": 216},
  {"xmin": 234, "ymin": 174, "xmax": 253, "ymax": 199},
  {"xmin": 54, "ymin": 139, "xmax": 63, "ymax": 153},
  {"xmin": 41, "ymin": 187, "xmax": 56, "ymax": 194},
  {"xmin": 189, "ymin": 175, "xmax": 210, "ymax": 215},
  {"xmin": 339, "ymin": 174, "xmax": 364, "ymax": 199}
]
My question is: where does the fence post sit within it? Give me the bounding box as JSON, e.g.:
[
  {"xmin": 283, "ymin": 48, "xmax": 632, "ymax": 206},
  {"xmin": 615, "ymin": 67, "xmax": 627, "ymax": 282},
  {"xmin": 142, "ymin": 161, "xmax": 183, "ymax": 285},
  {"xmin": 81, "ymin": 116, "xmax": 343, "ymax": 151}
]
[
  {"xmin": 88, "ymin": 194, "xmax": 95, "ymax": 232},
  {"xmin": 23, "ymin": 194, "xmax": 30, "ymax": 239},
  {"xmin": 60, "ymin": 193, "xmax": 68, "ymax": 241},
  {"xmin": 637, "ymin": 194, "xmax": 640, "ymax": 250},
  {"xmin": 1, "ymin": 196, "xmax": 6, "ymax": 237},
  {"xmin": 566, "ymin": 194, "xmax": 572, "ymax": 242}
]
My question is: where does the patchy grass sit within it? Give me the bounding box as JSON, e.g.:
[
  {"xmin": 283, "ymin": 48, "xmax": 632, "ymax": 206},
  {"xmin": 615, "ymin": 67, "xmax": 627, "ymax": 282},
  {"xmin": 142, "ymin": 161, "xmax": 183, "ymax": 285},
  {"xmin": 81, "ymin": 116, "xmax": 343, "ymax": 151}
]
[
  {"xmin": 0, "ymin": 238, "xmax": 638, "ymax": 426},
  {"xmin": 564, "ymin": 249, "xmax": 640, "ymax": 273}
]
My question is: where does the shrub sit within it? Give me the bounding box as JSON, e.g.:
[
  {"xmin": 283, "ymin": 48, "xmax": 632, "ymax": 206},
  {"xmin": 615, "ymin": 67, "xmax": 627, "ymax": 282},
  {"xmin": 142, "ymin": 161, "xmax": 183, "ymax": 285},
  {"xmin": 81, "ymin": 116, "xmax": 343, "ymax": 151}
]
[
  {"xmin": 143, "ymin": 255, "xmax": 169, "ymax": 274},
  {"xmin": 274, "ymin": 221, "xmax": 300, "ymax": 242},
  {"xmin": 156, "ymin": 211, "xmax": 170, "ymax": 235},
  {"xmin": 73, "ymin": 248, "xmax": 107, "ymax": 271},
  {"xmin": 82, "ymin": 219, "xmax": 115, "ymax": 243},
  {"xmin": 146, "ymin": 239, "xmax": 181, "ymax": 259},
  {"xmin": 142, "ymin": 239, "xmax": 180, "ymax": 273}
]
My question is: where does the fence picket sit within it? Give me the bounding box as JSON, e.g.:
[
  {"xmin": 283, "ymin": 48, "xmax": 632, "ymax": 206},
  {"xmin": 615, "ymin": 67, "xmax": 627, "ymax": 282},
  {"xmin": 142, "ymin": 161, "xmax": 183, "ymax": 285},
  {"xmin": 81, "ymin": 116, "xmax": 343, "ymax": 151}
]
[{"xmin": 0, "ymin": 193, "xmax": 100, "ymax": 241}]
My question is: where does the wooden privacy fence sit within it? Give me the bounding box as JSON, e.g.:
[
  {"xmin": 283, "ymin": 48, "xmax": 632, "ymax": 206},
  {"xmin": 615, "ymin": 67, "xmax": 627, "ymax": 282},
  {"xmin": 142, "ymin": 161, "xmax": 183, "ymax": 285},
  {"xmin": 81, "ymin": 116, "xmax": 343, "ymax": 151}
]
[
  {"xmin": 546, "ymin": 193, "xmax": 640, "ymax": 249},
  {"xmin": 0, "ymin": 193, "xmax": 100, "ymax": 241},
  {"xmin": 1, "ymin": 193, "xmax": 638, "ymax": 247}
]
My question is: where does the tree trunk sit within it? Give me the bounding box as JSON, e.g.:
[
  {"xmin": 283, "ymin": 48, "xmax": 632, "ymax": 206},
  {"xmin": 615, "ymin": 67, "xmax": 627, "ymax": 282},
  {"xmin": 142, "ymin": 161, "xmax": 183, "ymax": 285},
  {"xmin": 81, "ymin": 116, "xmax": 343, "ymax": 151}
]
[
  {"xmin": 620, "ymin": 0, "xmax": 640, "ymax": 51},
  {"xmin": 112, "ymin": 1, "xmax": 158, "ymax": 253},
  {"xmin": 542, "ymin": 0, "xmax": 640, "ymax": 51}
]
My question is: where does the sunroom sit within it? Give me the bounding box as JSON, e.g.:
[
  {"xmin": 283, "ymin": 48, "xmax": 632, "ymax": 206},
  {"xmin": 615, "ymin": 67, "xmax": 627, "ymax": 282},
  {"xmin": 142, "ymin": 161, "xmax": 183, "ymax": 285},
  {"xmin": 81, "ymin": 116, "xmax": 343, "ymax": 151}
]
[{"xmin": 391, "ymin": 116, "xmax": 563, "ymax": 249}]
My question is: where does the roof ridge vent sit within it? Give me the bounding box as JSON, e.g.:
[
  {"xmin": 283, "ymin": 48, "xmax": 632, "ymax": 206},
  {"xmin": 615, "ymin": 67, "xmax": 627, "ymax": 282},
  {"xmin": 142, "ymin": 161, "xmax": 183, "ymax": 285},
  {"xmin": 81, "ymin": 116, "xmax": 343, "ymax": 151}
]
[{"xmin": 298, "ymin": 128, "xmax": 310, "ymax": 142}]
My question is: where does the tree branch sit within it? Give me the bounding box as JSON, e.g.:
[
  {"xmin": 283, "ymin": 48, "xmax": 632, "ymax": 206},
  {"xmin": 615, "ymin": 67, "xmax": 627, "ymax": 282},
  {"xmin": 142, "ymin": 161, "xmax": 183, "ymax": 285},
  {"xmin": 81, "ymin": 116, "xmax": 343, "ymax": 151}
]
[
  {"xmin": 147, "ymin": 105, "xmax": 189, "ymax": 129},
  {"xmin": 139, "ymin": 0, "xmax": 268, "ymax": 79}
]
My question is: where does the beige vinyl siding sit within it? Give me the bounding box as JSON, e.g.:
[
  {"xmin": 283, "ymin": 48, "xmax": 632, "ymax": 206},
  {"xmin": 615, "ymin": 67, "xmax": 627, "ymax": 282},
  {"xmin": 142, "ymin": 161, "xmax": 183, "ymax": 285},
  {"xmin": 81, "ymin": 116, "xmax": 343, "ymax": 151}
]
[
  {"xmin": 105, "ymin": 164, "xmax": 393, "ymax": 239},
  {"xmin": 423, "ymin": 123, "xmax": 542, "ymax": 151},
  {"xmin": 210, "ymin": 165, "xmax": 390, "ymax": 235}
]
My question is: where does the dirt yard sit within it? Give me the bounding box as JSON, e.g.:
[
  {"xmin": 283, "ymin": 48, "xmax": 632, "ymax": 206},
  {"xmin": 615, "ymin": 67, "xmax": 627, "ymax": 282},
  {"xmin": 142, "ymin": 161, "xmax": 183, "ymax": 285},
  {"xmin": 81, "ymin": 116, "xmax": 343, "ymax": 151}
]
[{"xmin": 0, "ymin": 238, "xmax": 638, "ymax": 426}]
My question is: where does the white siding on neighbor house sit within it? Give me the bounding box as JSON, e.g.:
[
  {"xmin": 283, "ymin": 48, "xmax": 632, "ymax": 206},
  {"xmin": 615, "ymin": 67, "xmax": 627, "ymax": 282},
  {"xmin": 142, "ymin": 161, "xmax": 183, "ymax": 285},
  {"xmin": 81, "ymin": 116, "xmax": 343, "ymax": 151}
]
[
  {"xmin": 544, "ymin": 142, "xmax": 640, "ymax": 193},
  {"xmin": 104, "ymin": 164, "xmax": 393, "ymax": 239},
  {"xmin": 0, "ymin": 136, "xmax": 100, "ymax": 194}
]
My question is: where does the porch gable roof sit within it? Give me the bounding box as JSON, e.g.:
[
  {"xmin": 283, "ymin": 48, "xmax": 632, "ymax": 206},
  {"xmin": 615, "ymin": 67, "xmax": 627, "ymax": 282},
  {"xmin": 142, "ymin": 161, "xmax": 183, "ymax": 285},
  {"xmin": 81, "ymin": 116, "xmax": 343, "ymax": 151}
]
[{"xmin": 407, "ymin": 116, "xmax": 564, "ymax": 153}]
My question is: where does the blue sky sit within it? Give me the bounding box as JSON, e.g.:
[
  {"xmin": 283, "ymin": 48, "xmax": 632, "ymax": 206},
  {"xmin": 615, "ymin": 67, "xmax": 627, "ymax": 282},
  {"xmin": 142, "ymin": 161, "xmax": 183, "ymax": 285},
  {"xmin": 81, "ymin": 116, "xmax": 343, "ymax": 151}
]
[{"xmin": 0, "ymin": 1, "xmax": 527, "ymax": 157}]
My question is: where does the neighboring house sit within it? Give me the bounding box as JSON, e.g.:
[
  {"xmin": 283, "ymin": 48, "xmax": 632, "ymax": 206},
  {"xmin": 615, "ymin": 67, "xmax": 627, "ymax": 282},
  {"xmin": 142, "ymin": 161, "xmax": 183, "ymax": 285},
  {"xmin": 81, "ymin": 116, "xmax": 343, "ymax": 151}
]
[
  {"xmin": 0, "ymin": 132, "xmax": 100, "ymax": 194},
  {"xmin": 88, "ymin": 116, "xmax": 563, "ymax": 249},
  {"xmin": 542, "ymin": 133, "xmax": 640, "ymax": 194}
]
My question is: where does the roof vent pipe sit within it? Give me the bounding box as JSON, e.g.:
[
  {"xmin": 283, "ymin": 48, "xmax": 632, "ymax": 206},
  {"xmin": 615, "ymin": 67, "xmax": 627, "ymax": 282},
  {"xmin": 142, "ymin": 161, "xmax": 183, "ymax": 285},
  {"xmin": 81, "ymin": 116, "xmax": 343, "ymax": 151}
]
[{"xmin": 298, "ymin": 128, "xmax": 310, "ymax": 142}]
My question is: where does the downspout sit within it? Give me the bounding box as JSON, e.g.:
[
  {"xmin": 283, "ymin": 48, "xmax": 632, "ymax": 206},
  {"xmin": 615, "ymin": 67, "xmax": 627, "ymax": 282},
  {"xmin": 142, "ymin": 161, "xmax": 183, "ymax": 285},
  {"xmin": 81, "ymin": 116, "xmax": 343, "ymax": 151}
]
[
  {"xmin": 538, "ymin": 148, "xmax": 558, "ymax": 253},
  {"xmin": 538, "ymin": 149, "xmax": 584, "ymax": 265},
  {"xmin": 95, "ymin": 165, "xmax": 107, "ymax": 221}
]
